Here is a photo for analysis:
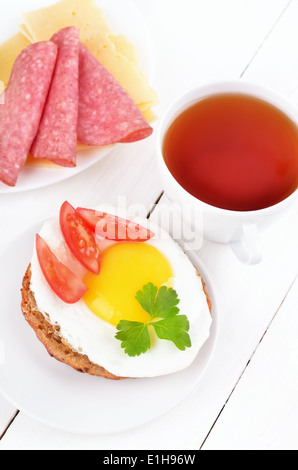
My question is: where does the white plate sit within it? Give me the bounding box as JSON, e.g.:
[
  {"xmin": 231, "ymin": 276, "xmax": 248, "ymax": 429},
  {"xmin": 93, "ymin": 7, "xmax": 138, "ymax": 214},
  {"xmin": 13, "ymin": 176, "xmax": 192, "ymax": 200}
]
[
  {"xmin": 0, "ymin": 222, "xmax": 218, "ymax": 434},
  {"xmin": 0, "ymin": 0, "xmax": 155, "ymax": 194}
]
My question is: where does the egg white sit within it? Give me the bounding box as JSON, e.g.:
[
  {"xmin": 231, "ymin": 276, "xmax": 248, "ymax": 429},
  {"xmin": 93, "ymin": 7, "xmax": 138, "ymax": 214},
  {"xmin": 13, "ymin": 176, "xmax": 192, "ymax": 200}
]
[{"xmin": 30, "ymin": 206, "xmax": 212, "ymax": 378}]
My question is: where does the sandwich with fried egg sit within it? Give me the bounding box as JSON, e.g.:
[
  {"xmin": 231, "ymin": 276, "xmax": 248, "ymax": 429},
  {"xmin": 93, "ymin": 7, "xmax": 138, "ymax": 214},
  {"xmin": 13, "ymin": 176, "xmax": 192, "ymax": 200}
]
[{"xmin": 21, "ymin": 202, "xmax": 212, "ymax": 380}]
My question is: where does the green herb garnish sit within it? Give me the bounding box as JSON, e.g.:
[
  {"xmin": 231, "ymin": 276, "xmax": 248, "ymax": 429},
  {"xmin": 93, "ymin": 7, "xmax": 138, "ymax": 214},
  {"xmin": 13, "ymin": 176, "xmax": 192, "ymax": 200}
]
[{"xmin": 115, "ymin": 283, "xmax": 191, "ymax": 357}]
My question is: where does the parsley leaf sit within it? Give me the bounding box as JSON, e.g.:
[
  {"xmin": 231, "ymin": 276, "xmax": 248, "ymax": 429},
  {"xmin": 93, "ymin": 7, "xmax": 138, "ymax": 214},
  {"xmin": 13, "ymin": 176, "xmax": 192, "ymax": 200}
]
[
  {"xmin": 115, "ymin": 282, "xmax": 191, "ymax": 357},
  {"xmin": 153, "ymin": 315, "xmax": 191, "ymax": 351},
  {"xmin": 115, "ymin": 320, "xmax": 151, "ymax": 357},
  {"xmin": 135, "ymin": 282, "xmax": 158, "ymax": 317}
]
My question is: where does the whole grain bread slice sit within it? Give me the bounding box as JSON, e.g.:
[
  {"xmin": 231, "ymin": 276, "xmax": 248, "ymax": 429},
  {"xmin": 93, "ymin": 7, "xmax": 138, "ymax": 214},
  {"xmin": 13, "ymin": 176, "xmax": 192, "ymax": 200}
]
[
  {"xmin": 21, "ymin": 263, "xmax": 212, "ymax": 379},
  {"xmin": 21, "ymin": 264, "xmax": 123, "ymax": 379}
]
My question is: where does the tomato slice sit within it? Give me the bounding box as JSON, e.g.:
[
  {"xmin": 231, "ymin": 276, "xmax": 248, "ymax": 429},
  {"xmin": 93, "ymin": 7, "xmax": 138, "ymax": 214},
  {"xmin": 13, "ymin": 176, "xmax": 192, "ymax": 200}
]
[
  {"xmin": 76, "ymin": 207, "xmax": 155, "ymax": 242},
  {"xmin": 59, "ymin": 201, "xmax": 100, "ymax": 274},
  {"xmin": 35, "ymin": 234, "xmax": 88, "ymax": 304}
]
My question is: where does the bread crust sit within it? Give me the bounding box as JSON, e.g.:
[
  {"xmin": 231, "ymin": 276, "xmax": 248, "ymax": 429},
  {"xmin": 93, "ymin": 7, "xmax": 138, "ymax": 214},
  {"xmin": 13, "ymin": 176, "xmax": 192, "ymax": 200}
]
[
  {"xmin": 21, "ymin": 264, "xmax": 212, "ymax": 380},
  {"xmin": 21, "ymin": 264, "xmax": 123, "ymax": 380}
]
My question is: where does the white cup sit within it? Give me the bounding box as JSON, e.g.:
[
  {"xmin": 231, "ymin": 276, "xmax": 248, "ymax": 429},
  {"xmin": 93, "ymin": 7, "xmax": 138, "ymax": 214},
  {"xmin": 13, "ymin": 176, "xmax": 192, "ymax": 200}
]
[{"xmin": 156, "ymin": 80, "xmax": 298, "ymax": 264}]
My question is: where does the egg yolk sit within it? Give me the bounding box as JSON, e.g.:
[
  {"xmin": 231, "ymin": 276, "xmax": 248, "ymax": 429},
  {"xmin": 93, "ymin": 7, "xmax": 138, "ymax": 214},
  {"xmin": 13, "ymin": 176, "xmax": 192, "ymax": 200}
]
[{"xmin": 83, "ymin": 242, "xmax": 173, "ymax": 326}]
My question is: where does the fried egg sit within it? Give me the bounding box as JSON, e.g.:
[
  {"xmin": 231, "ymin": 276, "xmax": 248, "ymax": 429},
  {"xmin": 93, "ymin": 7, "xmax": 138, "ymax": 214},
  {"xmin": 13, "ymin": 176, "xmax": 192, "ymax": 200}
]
[{"xmin": 30, "ymin": 206, "xmax": 212, "ymax": 378}]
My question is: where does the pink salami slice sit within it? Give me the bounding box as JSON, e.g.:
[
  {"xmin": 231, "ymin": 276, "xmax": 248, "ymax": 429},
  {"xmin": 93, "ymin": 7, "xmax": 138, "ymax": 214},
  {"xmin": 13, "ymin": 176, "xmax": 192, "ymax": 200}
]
[
  {"xmin": 0, "ymin": 42, "xmax": 57, "ymax": 187},
  {"xmin": 77, "ymin": 44, "xmax": 153, "ymax": 146},
  {"xmin": 30, "ymin": 27, "xmax": 80, "ymax": 167}
]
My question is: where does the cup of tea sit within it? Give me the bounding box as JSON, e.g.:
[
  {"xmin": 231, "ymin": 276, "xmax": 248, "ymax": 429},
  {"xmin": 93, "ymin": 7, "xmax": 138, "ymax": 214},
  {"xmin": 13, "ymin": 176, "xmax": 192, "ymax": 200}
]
[{"xmin": 156, "ymin": 80, "xmax": 298, "ymax": 264}]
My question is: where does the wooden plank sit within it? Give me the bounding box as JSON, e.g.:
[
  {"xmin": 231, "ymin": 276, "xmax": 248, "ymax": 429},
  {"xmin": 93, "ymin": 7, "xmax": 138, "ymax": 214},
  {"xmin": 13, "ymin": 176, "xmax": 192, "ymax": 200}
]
[
  {"xmin": 1, "ymin": 194, "xmax": 297, "ymax": 450},
  {"xmin": 242, "ymin": 0, "xmax": 298, "ymax": 99},
  {"xmin": 0, "ymin": 394, "xmax": 17, "ymax": 439},
  {"xmin": 202, "ymin": 276, "xmax": 298, "ymax": 450},
  {"xmin": 150, "ymin": 195, "xmax": 298, "ymax": 447},
  {"xmin": 136, "ymin": 0, "xmax": 291, "ymax": 104},
  {"xmin": 0, "ymin": 135, "xmax": 163, "ymax": 253}
]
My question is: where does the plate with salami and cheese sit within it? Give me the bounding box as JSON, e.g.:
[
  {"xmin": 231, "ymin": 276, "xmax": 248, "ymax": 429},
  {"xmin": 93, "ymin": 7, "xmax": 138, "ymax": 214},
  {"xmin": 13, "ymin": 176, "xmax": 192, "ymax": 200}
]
[{"xmin": 0, "ymin": 0, "xmax": 158, "ymax": 193}]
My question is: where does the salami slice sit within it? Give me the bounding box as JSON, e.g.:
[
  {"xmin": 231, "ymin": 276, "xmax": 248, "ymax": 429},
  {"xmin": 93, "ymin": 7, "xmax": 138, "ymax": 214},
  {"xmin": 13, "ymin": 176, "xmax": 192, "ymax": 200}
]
[
  {"xmin": 0, "ymin": 42, "xmax": 57, "ymax": 187},
  {"xmin": 30, "ymin": 27, "xmax": 80, "ymax": 167},
  {"xmin": 77, "ymin": 44, "xmax": 153, "ymax": 146}
]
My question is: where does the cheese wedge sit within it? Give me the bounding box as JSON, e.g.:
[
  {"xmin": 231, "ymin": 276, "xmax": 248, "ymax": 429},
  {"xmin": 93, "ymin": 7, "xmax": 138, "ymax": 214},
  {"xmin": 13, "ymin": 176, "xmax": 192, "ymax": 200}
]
[
  {"xmin": 22, "ymin": 0, "xmax": 110, "ymax": 43},
  {"xmin": 21, "ymin": 0, "xmax": 158, "ymax": 116},
  {"xmin": 18, "ymin": 24, "xmax": 35, "ymax": 43},
  {"xmin": 141, "ymin": 108, "xmax": 157, "ymax": 123},
  {"xmin": 109, "ymin": 33, "xmax": 138, "ymax": 65}
]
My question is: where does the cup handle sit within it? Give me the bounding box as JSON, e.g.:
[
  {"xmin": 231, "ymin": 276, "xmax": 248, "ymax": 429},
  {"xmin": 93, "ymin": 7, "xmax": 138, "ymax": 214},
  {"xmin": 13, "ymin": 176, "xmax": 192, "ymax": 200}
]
[{"xmin": 230, "ymin": 224, "xmax": 262, "ymax": 265}]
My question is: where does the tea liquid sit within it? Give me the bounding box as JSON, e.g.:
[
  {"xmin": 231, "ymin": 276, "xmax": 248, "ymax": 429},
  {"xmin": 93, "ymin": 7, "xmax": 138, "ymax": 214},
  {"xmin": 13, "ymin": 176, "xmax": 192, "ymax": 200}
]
[{"xmin": 163, "ymin": 93, "xmax": 298, "ymax": 211}]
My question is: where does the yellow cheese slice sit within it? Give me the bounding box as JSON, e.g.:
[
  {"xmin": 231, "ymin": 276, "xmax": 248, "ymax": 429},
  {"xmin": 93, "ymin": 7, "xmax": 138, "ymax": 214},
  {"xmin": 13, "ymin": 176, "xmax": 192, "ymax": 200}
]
[
  {"xmin": 18, "ymin": 23, "xmax": 35, "ymax": 43},
  {"xmin": 141, "ymin": 108, "xmax": 157, "ymax": 123},
  {"xmin": 0, "ymin": 33, "xmax": 31, "ymax": 86},
  {"xmin": 22, "ymin": 0, "xmax": 111, "ymax": 43},
  {"xmin": 25, "ymin": 155, "xmax": 59, "ymax": 168},
  {"xmin": 108, "ymin": 33, "xmax": 138, "ymax": 65},
  {"xmin": 21, "ymin": 0, "xmax": 158, "ymax": 117}
]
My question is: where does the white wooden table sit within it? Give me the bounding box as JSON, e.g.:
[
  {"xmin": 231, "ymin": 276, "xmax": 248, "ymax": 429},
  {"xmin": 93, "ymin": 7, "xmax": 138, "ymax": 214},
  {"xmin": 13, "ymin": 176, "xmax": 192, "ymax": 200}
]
[{"xmin": 0, "ymin": 0, "xmax": 298, "ymax": 450}]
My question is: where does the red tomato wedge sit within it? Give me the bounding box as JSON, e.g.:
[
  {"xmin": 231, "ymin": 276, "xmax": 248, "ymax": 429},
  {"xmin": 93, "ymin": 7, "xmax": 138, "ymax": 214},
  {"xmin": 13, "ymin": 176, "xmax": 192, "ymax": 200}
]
[
  {"xmin": 76, "ymin": 207, "xmax": 155, "ymax": 242},
  {"xmin": 35, "ymin": 234, "xmax": 88, "ymax": 304},
  {"xmin": 59, "ymin": 201, "xmax": 100, "ymax": 274}
]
